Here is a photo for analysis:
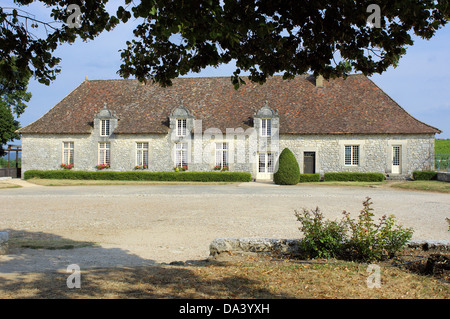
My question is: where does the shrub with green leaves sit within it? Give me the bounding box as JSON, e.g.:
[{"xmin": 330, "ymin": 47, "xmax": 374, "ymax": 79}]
[
  {"xmin": 298, "ymin": 173, "xmax": 321, "ymax": 183},
  {"xmin": 273, "ymin": 148, "xmax": 300, "ymax": 185},
  {"xmin": 323, "ymin": 172, "xmax": 385, "ymax": 182},
  {"xmin": 412, "ymin": 170, "xmax": 437, "ymax": 180},
  {"xmin": 295, "ymin": 207, "xmax": 347, "ymax": 259},
  {"xmin": 295, "ymin": 197, "xmax": 414, "ymax": 262},
  {"xmin": 24, "ymin": 170, "xmax": 252, "ymax": 182},
  {"xmin": 342, "ymin": 198, "xmax": 414, "ymax": 261}
]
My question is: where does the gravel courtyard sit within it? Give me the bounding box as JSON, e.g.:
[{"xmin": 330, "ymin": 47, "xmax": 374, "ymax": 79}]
[{"xmin": 0, "ymin": 181, "xmax": 449, "ymax": 273}]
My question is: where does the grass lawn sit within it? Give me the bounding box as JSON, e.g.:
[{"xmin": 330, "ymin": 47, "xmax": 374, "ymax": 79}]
[
  {"xmin": 0, "ymin": 182, "xmax": 21, "ymax": 189},
  {"xmin": 24, "ymin": 178, "xmax": 450, "ymax": 193},
  {"xmin": 298, "ymin": 180, "xmax": 450, "ymax": 193},
  {"xmin": 389, "ymin": 180, "xmax": 450, "ymax": 193},
  {"xmin": 435, "ymin": 139, "xmax": 450, "ymax": 154},
  {"xmin": 0, "ymin": 253, "xmax": 448, "ymax": 299},
  {"xmin": 300, "ymin": 181, "xmax": 385, "ymax": 187}
]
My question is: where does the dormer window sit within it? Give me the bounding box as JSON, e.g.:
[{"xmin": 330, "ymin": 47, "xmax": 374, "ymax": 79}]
[
  {"xmin": 254, "ymin": 101, "xmax": 278, "ymax": 139},
  {"xmin": 170, "ymin": 104, "xmax": 193, "ymax": 139},
  {"xmin": 261, "ymin": 118, "xmax": 272, "ymax": 137},
  {"xmin": 176, "ymin": 119, "xmax": 187, "ymax": 137},
  {"xmin": 100, "ymin": 119, "xmax": 110, "ymax": 137},
  {"xmin": 94, "ymin": 104, "xmax": 117, "ymax": 138}
]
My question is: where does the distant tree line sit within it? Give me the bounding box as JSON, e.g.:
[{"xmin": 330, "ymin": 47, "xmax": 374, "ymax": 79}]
[{"xmin": 0, "ymin": 157, "xmax": 21, "ymax": 168}]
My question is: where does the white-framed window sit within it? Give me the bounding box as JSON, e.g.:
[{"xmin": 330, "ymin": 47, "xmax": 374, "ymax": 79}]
[
  {"xmin": 392, "ymin": 146, "xmax": 401, "ymax": 166},
  {"xmin": 344, "ymin": 145, "xmax": 359, "ymax": 166},
  {"xmin": 136, "ymin": 142, "xmax": 149, "ymax": 167},
  {"xmin": 62, "ymin": 142, "xmax": 74, "ymax": 165},
  {"xmin": 176, "ymin": 119, "xmax": 187, "ymax": 137},
  {"xmin": 98, "ymin": 142, "xmax": 111, "ymax": 165},
  {"xmin": 261, "ymin": 118, "xmax": 272, "ymax": 137},
  {"xmin": 215, "ymin": 142, "xmax": 229, "ymax": 169},
  {"xmin": 100, "ymin": 119, "xmax": 111, "ymax": 136},
  {"xmin": 175, "ymin": 142, "xmax": 188, "ymax": 168}
]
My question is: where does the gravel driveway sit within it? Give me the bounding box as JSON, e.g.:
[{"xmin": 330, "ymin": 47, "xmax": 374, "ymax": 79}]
[{"xmin": 0, "ymin": 181, "xmax": 449, "ymax": 273}]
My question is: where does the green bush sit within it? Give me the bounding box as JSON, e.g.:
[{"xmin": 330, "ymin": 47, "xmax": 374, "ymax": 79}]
[
  {"xmin": 295, "ymin": 207, "xmax": 348, "ymax": 259},
  {"xmin": 342, "ymin": 197, "xmax": 414, "ymax": 261},
  {"xmin": 412, "ymin": 170, "xmax": 437, "ymax": 180},
  {"xmin": 24, "ymin": 170, "xmax": 252, "ymax": 182},
  {"xmin": 295, "ymin": 197, "xmax": 414, "ymax": 262},
  {"xmin": 323, "ymin": 172, "xmax": 385, "ymax": 182},
  {"xmin": 273, "ymin": 148, "xmax": 300, "ymax": 185},
  {"xmin": 298, "ymin": 173, "xmax": 321, "ymax": 183}
]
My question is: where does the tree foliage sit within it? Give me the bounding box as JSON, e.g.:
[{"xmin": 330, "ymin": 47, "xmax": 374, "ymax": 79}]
[
  {"xmin": 1, "ymin": 1, "xmax": 449, "ymax": 89},
  {"xmin": 0, "ymin": 58, "xmax": 31, "ymax": 156}
]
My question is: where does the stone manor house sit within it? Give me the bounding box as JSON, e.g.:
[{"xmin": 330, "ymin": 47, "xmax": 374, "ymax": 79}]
[{"xmin": 19, "ymin": 74, "xmax": 440, "ymax": 180}]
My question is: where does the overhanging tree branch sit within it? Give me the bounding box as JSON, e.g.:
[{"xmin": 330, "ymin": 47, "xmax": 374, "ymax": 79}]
[{"xmin": 0, "ymin": 1, "xmax": 449, "ymax": 90}]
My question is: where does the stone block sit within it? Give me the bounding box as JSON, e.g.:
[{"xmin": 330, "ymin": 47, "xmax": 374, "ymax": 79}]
[
  {"xmin": 437, "ymin": 172, "xmax": 450, "ymax": 183},
  {"xmin": 209, "ymin": 237, "xmax": 304, "ymax": 256}
]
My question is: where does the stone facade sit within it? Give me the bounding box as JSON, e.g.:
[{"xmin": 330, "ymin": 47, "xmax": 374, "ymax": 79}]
[
  {"xmin": 279, "ymin": 134, "xmax": 436, "ymax": 176},
  {"xmin": 21, "ymin": 130, "xmax": 436, "ymax": 179},
  {"xmin": 18, "ymin": 76, "xmax": 440, "ymax": 180}
]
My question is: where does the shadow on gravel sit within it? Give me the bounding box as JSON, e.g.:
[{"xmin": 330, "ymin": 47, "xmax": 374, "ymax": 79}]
[
  {"xmin": 0, "ymin": 229, "xmax": 158, "ymax": 273},
  {"xmin": 0, "ymin": 229, "xmax": 294, "ymax": 299}
]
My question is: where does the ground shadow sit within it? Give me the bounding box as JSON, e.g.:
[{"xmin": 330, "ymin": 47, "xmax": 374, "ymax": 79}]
[
  {"xmin": 0, "ymin": 229, "xmax": 158, "ymax": 273},
  {"xmin": 0, "ymin": 229, "xmax": 294, "ymax": 298}
]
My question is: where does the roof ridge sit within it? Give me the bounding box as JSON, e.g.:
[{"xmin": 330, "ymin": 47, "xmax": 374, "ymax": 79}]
[{"xmin": 81, "ymin": 73, "xmax": 365, "ymax": 83}]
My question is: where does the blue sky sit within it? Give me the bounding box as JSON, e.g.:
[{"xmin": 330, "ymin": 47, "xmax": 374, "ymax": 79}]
[{"xmin": 13, "ymin": 3, "xmax": 450, "ymax": 140}]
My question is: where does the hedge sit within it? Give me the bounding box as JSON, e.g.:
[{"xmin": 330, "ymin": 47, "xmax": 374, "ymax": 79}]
[
  {"xmin": 24, "ymin": 170, "xmax": 252, "ymax": 182},
  {"xmin": 323, "ymin": 172, "xmax": 385, "ymax": 182},
  {"xmin": 298, "ymin": 173, "xmax": 321, "ymax": 183},
  {"xmin": 412, "ymin": 170, "xmax": 437, "ymax": 181}
]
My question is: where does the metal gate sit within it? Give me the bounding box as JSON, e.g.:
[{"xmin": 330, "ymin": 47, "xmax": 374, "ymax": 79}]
[{"xmin": 0, "ymin": 145, "xmax": 21, "ymax": 178}]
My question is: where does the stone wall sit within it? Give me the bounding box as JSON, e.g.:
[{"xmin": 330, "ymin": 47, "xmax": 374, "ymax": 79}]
[
  {"xmin": 437, "ymin": 172, "xmax": 450, "ymax": 183},
  {"xmin": 209, "ymin": 237, "xmax": 450, "ymax": 257},
  {"xmin": 21, "ymin": 133, "xmax": 174, "ymax": 174},
  {"xmin": 21, "ymin": 132, "xmax": 435, "ymax": 179},
  {"xmin": 279, "ymin": 134, "xmax": 435, "ymax": 176}
]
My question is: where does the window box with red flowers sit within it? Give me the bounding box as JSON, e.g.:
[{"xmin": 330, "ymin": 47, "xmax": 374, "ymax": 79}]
[
  {"xmin": 60, "ymin": 163, "xmax": 74, "ymax": 170},
  {"xmin": 96, "ymin": 164, "xmax": 110, "ymax": 170},
  {"xmin": 134, "ymin": 164, "xmax": 148, "ymax": 170}
]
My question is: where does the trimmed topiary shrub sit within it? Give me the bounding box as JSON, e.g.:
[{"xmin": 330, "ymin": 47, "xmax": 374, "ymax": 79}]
[
  {"xmin": 273, "ymin": 148, "xmax": 300, "ymax": 185},
  {"xmin": 323, "ymin": 172, "xmax": 385, "ymax": 182},
  {"xmin": 412, "ymin": 170, "xmax": 437, "ymax": 180},
  {"xmin": 298, "ymin": 173, "xmax": 321, "ymax": 183},
  {"xmin": 23, "ymin": 170, "xmax": 252, "ymax": 182}
]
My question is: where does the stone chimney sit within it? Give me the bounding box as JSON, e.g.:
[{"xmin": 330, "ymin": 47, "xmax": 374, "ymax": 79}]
[{"xmin": 316, "ymin": 75, "xmax": 324, "ymax": 88}]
